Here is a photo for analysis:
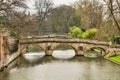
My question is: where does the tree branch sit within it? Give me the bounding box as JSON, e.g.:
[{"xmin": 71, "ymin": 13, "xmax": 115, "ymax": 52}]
[{"xmin": 103, "ymin": 0, "xmax": 120, "ymax": 31}]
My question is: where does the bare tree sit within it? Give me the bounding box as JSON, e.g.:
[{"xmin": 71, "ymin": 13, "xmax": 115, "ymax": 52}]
[
  {"xmin": 9, "ymin": 11, "xmax": 37, "ymax": 37},
  {"xmin": 0, "ymin": 0, "xmax": 27, "ymax": 15},
  {"xmin": 0, "ymin": 0, "xmax": 29, "ymax": 37},
  {"xmin": 103, "ymin": 0, "xmax": 120, "ymax": 32},
  {"xmin": 75, "ymin": 0, "xmax": 103, "ymax": 29},
  {"xmin": 35, "ymin": 0, "xmax": 53, "ymax": 34},
  {"xmin": 0, "ymin": 0, "xmax": 27, "ymax": 29}
]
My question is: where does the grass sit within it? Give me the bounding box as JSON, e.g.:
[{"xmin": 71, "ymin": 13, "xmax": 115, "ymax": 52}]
[{"xmin": 109, "ymin": 55, "xmax": 120, "ymax": 63}]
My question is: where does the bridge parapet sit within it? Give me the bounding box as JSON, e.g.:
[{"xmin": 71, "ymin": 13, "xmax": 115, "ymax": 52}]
[{"xmin": 19, "ymin": 38, "xmax": 110, "ymax": 46}]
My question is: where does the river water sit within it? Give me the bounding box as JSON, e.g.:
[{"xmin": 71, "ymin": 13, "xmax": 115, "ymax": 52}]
[{"xmin": 0, "ymin": 50, "xmax": 120, "ymax": 80}]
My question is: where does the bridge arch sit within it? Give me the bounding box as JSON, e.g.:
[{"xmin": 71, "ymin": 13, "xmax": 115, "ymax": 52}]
[
  {"xmin": 84, "ymin": 46, "xmax": 107, "ymax": 56},
  {"xmin": 19, "ymin": 44, "xmax": 45, "ymax": 54},
  {"xmin": 52, "ymin": 43, "xmax": 77, "ymax": 55}
]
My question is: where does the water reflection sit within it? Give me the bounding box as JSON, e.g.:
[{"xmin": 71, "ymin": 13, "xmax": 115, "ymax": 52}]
[
  {"xmin": 0, "ymin": 51, "xmax": 120, "ymax": 80},
  {"xmin": 52, "ymin": 50, "xmax": 75, "ymax": 59},
  {"xmin": 23, "ymin": 52, "xmax": 45, "ymax": 62},
  {"xmin": 84, "ymin": 48, "xmax": 105, "ymax": 58}
]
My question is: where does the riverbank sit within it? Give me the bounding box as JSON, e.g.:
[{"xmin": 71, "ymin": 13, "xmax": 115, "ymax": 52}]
[{"xmin": 105, "ymin": 55, "xmax": 120, "ymax": 65}]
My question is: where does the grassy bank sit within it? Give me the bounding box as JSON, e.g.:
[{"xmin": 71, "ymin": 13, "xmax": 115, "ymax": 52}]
[
  {"xmin": 106, "ymin": 55, "xmax": 120, "ymax": 65},
  {"xmin": 109, "ymin": 55, "xmax": 120, "ymax": 63}
]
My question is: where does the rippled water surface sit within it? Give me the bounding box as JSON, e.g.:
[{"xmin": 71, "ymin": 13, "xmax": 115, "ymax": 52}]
[{"xmin": 0, "ymin": 50, "xmax": 120, "ymax": 80}]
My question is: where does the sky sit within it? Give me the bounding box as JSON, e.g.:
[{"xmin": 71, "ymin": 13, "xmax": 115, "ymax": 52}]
[
  {"xmin": 53, "ymin": 0, "xmax": 77, "ymax": 6},
  {"xmin": 26, "ymin": 0, "xmax": 78, "ymax": 14}
]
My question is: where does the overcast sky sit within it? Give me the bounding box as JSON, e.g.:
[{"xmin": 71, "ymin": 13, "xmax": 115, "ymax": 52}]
[
  {"xmin": 27, "ymin": 0, "xmax": 77, "ymax": 8},
  {"xmin": 27, "ymin": 0, "xmax": 77, "ymax": 14},
  {"xmin": 53, "ymin": 0, "xmax": 77, "ymax": 6}
]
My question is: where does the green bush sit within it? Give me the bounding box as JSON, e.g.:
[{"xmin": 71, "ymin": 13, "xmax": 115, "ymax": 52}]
[
  {"xmin": 69, "ymin": 26, "xmax": 83, "ymax": 38},
  {"xmin": 112, "ymin": 36, "xmax": 120, "ymax": 44},
  {"xmin": 82, "ymin": 28, "xmax": 97, "ymax": 39},
  {"xmin": 86, "ymin": 28, "xmax": 97, "ymax": 36},
  {"xmin": 69, "ymin": 26, "xmax": 97, "ymax": 39},
  {"xmin": 82, "ymin": 32, "xmax": 89, "ymax": 38}
]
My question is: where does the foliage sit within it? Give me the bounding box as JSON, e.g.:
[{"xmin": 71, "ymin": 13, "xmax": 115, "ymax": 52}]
[
  {"xmin": 113, "ymin": 36, "xmax": 120, "ymax": 41},
  {"xmin": 0, "ymin": 0, "xmax": 119, "ymax": 40},
  {"xmin": 69, "ymin": 26, "xmax": 83, "ymax": 38},
  {"xmin": 69, "ymin": 26, "xmax": 97, "ymax": 39},
  {"xmin": 93, "ymin": 48, "xmax": 102, "ymax": 53},
  {"xmin": 82, "ymin": 32, "xmax": 89, "ymax": 38},
  {"xmin": 112, "ymin": 36, "xmax": 120, "ymax": 44},
  {"xmin": 69, "ymin": 14, "xmax": 82, "ymax": 27},
  {"xmin": 47, "ymin": 5, "xmax": 78, "ymax": 33},
  {"xmin": 82, "ymin": 28, "xmax": 97, "ymax": 38}
]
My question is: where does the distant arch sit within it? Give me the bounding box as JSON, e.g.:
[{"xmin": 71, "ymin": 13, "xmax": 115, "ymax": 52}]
[
  {"xmin": 85, "ymin": 47, "xmax": 107, "ymax": 56},
  {"xmin": 52, "ymin": 43, "xmax": 77, "ymax": 55}
]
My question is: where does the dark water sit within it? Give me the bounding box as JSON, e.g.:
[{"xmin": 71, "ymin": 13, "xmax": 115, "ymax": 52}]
[{"xmin": 0, "ymin": 50, "xmax": 120, "ymax": 80}]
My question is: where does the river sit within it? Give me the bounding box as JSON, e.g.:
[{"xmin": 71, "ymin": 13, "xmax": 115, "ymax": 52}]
[{"xmin": 0, "ymin": 50, "xmax": 120, "ymax": 80}]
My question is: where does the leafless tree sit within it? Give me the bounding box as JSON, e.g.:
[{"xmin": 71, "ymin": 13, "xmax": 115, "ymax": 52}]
[
  {"xmin": 0, "ymin": 0, "xmax": 29, "ymax": 37},
  {"xmin": 35, "ymin": 0, "xmax": 53, "ymax": 34},
  {"xmin": 75, "ymin": 0, "xmax": 103, "ymax": 29},
  {"xmin": 103, "ymin": 0, "xmax": 120, "ymax": 32},
  {"xmin": 9, "ymin": 11, "xmax": 37, "ymax": 37},
  {"xmin": 0, "ymin": 0, "xmax": 27, "ymax": 15}
]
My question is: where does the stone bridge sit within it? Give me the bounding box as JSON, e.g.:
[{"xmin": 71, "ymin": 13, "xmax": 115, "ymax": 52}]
[
  {"xmin": 0, "ymin": 37, "xmax": 120, "ymax": 71},
  {"xmin": 18, "ymin": 37, "xmax": 119, "ymax": 56}
]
